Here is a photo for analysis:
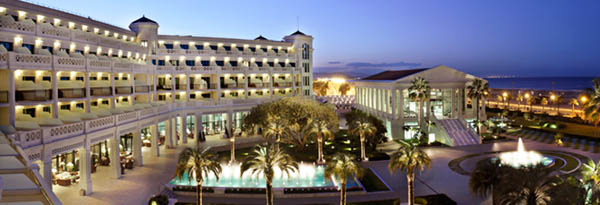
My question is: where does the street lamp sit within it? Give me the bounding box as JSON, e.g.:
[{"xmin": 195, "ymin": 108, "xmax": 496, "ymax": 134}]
[
  {"xmin": 581, "ymin": 96, "xmax": 588, "ymax": 104},
  {"xmin": 502, "ymin": 92, "xmax": 509, "ymax": 108},
  {"xmin": 550, "ymin": 94, "xmax": 557, "ymax": 113},
  {"xmin": 524, "ymin": 93, "xmax": 531, "ymax": 111}
]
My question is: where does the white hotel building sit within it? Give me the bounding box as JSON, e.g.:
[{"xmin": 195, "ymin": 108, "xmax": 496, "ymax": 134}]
[
  {"xmin": 354, "ymin": 65, "xmax": 485, "ymax": 146},
  {"xmin": 0, "ymin": 1, "xmax": 313, "ymax": 203}
]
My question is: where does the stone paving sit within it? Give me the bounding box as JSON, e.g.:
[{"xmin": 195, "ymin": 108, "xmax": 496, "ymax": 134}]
[{"xmin": 52, "ymin": 132, "xmax": 600, "ymax": 205}]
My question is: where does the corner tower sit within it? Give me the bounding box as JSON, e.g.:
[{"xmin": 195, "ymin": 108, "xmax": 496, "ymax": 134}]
[
  {"xmin": 129, "ymin": 16, "xmax": 159, "ymax": 56},
  {"xmin": 284, "ymin": 30, "xmax": 314, "ymax": 96}
]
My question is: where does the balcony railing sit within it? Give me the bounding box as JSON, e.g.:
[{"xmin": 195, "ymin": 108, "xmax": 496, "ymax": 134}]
[
  {"xmin": 16, "ymin": 89, "xmax": 52, "ymax": 101},
  {"xmin": 0, "ymin": 19, "xmax": 36, "ymax": 34},
  {"xmin": 156, "ymin": 85, "xmax": 172, "ymax": 91},
  {"xmin": 90, "ymin": 87, "xmax": 112, "ymax": 96},
  {"xmin": 135, "ymin": 85, "xmax": 151, "ymax": 93},
  {"xmin": 86, "ymin": 59, "xmax": 112, "ymax": 72},
  {"xmin": 8, "ymin": 52, "xmax": 52, "ymax": 70},
  {"xmin": 58, "ymin": 88, "xmax": 86, "ymax": 98},
  {"xmin": 221, "ymin": 83, "xmax": 245, "ymax": 89},
  {"xmin": 248, "ymin": 83, "xmax": 266, "ymax": 88},
  {"xmin": 274, "ymin": 82, "xmax": 293, "ymax": 87},
  {"xmin": 191, "ymin": 83, "xmax": 217, "ymax": 90},
  {"xmin": 115, "ymin": 86, "xmax": 133, "ymax": 95},
  {"xmin": 53, "ymin": 56, "xmax": 85, "ymax": 71},
  {"xmin": 222, "ymin": 66, "xmax": 245, "ymax": 72}
]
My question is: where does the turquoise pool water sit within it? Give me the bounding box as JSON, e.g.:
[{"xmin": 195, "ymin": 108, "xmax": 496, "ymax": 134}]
[{"xmin": 169, "ymin": 163, "xmax": 358, "ymax": 188}]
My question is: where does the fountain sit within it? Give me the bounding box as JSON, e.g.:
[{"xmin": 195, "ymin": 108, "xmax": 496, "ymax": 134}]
[
  {"xmin": 169, "ymin": 162, "xmax": 357, "ymax": 188},
  {"xmin": 498, "ymin": 138, "xmax": 553, "ymax": 168}
]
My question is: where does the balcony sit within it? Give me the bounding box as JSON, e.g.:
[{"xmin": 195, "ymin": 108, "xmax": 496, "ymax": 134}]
[
  {"xmin": 115, "ymin": 86, "xmax": 133, "ymax": 95},
  {"xmin": 90, "ymin": 87, "xmax": 112, "ymax": 96},
  {"xmin": 8, "ymin": 52, "xmax": 52, "ymax": 70},
  {"xmin": 191, "ymin": 83, "xmax": 217, "ymax": 90},
  {"xmin": 38, "ymin": 23, "xmax": 70, "ymax": 39},
  {"xmin": 58, "ymin": 88, "xmax": 86, "ymax": 98},
  {"xmin": 222, "ymin": 66, "xmax": 245, "ymax": 72},
  {"xmin": 221, "ymin": 83, "xmax": 245, "ymax": 89},
  {"xmin": 135, "ymin": 85, "xmax": 151, "ymax": 93},
  {"xmin": 0, "ymin": 18, "xmax": 35, "ymax": 34},
  {"xmin": 16, "ymin": 90, "xmax": 52, "ymax": 101},
  {"xmin": 174, "ymin": 84, "xmax": 187, "ymax": 90},
  {"xmin": 274, "ymin": 82, "xmax": 293, "ymax": 87},
  {"xmin": 86, "ymin": 59, "xmax": 112, "ymax": 72},
  {"xmin": 190, "ymin": 66, "xmax": 218, "ymax": 72},
  {"xmin": 156, "ymin": 65, "xmax": 175, "ymax": 72},
  {"xmin": 156, "ymin": 85, "xmax": 172, "ymax": 91},
  {"xmin": 248, "ymin": 82, "xmax": 267, "ymax": 88},
  {"xmin": 53, "ymin": 56, "xmax": 86, "ymax": 71}
]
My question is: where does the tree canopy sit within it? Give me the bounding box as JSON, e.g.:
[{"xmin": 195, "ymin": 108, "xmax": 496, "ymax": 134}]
[
  {"xmin": 345, "ymin": 108, "xmax": 388, "ymax": 151},
  {"xmin": 242, "ymin": 97, "xmax": 339, "ymax": 149}
]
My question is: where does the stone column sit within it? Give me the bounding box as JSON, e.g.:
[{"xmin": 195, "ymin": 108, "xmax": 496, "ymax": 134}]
[
  {"xmin": 78, "ymin": 145, "xmax": 92, "ymax": 194},
  {"xmin": 41, "ymin": 154, "xmax": 53, "ymax": 189},
  {"xmin": 109, "ymin": 135, "xmax": 122, "ymax": 179},
  {"xmin": 398, "ymin": 89, "xmax": 404, "ymax": 119},
  {"xmin": 391, "ymin": 89, "xmax": 397, "ymax": 119},
  {"xmin": 85, "ymin": 72, "xmax": 91, "ymax": 112},
  {"xmin": 151, "ymin": 124, "xmax": 160, "ymax": 157},
  {"xmin": 181, "ymin": 113, "xmax": 188, "ymax": 144},
  {"xmin": 133, "ymin": 127, "xmax": 143, "ymax": 166},
  {"xmin": 195, "ymin": 112, "xmax": 203, "ymax": 143},
  {"xmin": 227, "ymin": 110, "xmax": 234, "ymax": 136},
  {"xmin": 451, "ymin": 88, "xmax": 456, "ymax": 118},
  {"xmin": 171, "ymin": 74, "xmax": 176, "ymax": 103},
  {"xmin": 111, "ymin": 73, "xmax": 116, "ymax": 102},
  {"xmin": 166, "ymin": 117, "xmax": 174, "ymax": 148},
  {"xmin": 51, "ymin": 70, "xmax": 58, "ymax": 118},
  {"xmin": 185, "ymin": 74, "xmax": 191, "ymax": 102},
  {"xmin": 8, "ymin": 70, "xmax": 15, "ymax": 127}
]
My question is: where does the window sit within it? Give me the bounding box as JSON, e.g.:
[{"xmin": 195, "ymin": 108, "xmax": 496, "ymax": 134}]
[
  {"xmin": 102, "ymin": 100, "xmax": 109, "ymax": 105},
  {"xmin": 90, "ymin": 76, "xmax": 98, "ymax": 80},
  {"xmin": 180, "ymin": 44, "xmax": 189, "ymax": 49},
  {"xmin": 23, "ymin": 108, "xmax": 35, "ymax": 117},
  {"xmin": 303, "ymin": 76, "xmax": 310, "ymax": 86},
  {"xmin": 76, "ymin": 77, "xmax": 84, "ymax": 81},
  {"xmin": 60, "ymin": 104, "xmax": 70, "ymax": 110},
  {"xmin": 43, "ymin": 106, "xmax": 51, "ymax": 112},
  {"xmin": 304, "ymin": 89, "xmax": 310, "ymax": 96},
  {"xmin": 164, "ymin": 44, "xmax": 173, "ymax": 49},
  {"xmin": 101, "ymin": 77, "xmax": 109, "ymax": 81},
  {"xmin": 141, "ymin": 40, "xmax": 148, "ymax": 47},
  {"xmin": 158, "ymin": 95, "xmax": 166, "ymax": 101},
  {"xmin": 302, "ymin": 43, "xmax": 310, "ymax": 59},
  {"xmin": 303, "ymin": 63, "xmax": 310, "ymax": 73},
  {"xmin": 185, "ymin": 60, "xmax": 195, "ymax": 66},
  {"xmin": 22, "ymin": 76, "xmax": 35, "ymax": 82},
  {"xmin": 60, "ymin": 76, "xmax": 70, "ymax": 81},
  {"xmin": 42, "ymin": 76, "xmax": 51, "ymax": 81},
  {"xmin": 91, "ymin": 102, "xmax": 98, "ymax": 106},
  {"xmin": 190, "ymin": 94, "xmax": 196, "ymax": 99},
  {"xmin": 76, "ymin": 103, "xmax": 84, "ymax": 109}
]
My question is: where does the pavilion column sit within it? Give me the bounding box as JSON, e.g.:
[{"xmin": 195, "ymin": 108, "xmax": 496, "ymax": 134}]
[
  {"xmin": 85, "ymin": 72, "xmax": 91, "ymax": 112},
  {"xmin": 109, "ymin": 135, "xmax": 122, "ymax": 179},
  {"xmin": 41, "ymin": 153, "xmax": 53, "ymax": 189},
  {"xmin": 398, "ymin": 89, "xmax": 404, "ymax": 119},
  {"xmin": 151, "ymin": 124, "xmax": 160, "ymax": 157},
  {"xmin": 451, "ymin": 88, "xmax": 456, "ymax": 118},
  {"xmin": 78, "ymin": 145, "xmax": 92, "ymax": 194},
  {"xmin": 133, "ymin": 126, "xmax": 143, "ymax": 166},
  {"xmin": 391, "ymin": 89, "xmax": 397, "ymax": 119},
  {"xmin": 181, "ymin": 113, "xmax": 188, "ymax": 144},
  {"xmin": 166, "ymin": 116, "xmax": 175, "ymax": 148},
  {"xmin": 173, "ymin": 115, "xmax": 180, "ymax": 146}
]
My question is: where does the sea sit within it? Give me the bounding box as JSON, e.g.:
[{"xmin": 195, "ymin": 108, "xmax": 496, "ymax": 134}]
[{"xmin": 484, "ymin": 77, "xmax": 597, "ymax": 91}]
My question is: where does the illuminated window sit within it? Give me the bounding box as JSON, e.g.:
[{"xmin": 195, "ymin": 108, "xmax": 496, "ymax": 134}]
[{"xmin": 302, "ymin": 43, "xmax": 310, "ymax": 59}]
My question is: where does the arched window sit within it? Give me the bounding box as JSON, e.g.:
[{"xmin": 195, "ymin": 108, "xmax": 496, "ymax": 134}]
[{"xmin": 302, "ymin": 43, "xmax": 310, "ymax": 59}]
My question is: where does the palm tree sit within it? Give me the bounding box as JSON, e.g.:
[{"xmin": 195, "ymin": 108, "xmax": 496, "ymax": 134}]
[
  {"xmin": 583, "ymin": 78, "xmax": 600, "ymax": 130},
  {"xmin": 569, "ymin": 98, "xmax": 580, "ymax": 116},
  {"xmin": 324, "ymin": 153, "xmax": 364, "ymax": 205},
  {"xmin": 498, "ymin": 165, "xmax": 560, "ymax": 205},
  {"xmin": 263, "ymin": 116, "xmax": 286, "ymax": 150},
  {"xmin": 350, "ymin": 121, "xmax": 376, "ymax": 161},
  {"xmin": 469, "ymin": 159, "xmax": 506, "ymax": 205},
  {"xmin": 339, "ymin": 82, "xmax": 351, "ymax": 96},
  {"xmin": 541, "ymin": 97, "xmax": 549, "ymax": 112},
  {"xmin": 408, "ymin": 77, "xmax": 431, "ymax": 126},
  {"xmin": 554, "ymin": 133, "xmax": 564, "ymax": 146},
  {"xmin": 240, "ymin": 144, "xmax": 298, "ymax": 205},
  {"xmin": 582, "ymin": 160, "xmax": 600, "ymax": 204},
  {"xmin": 175, "ymin": 147, "xmax": 222, "ymax": 205},
  {"xmin": 467, "ymin": 79, "xmax": 489, "ymax": 135},
  {"xmin": 516, "ymin": 93, "xmax": 524, "ymax": 110},
  {"xmin": 309, "ymin": 120, "xmax": 334, "ymax": 164},
  {"xmin": 388, "ymin": 140, "xmax": 431, "ymax": 205}
]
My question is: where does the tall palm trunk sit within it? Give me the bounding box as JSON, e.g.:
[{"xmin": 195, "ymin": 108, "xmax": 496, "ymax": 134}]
[
  {"xmin": 266, "ymin": 179, "xmax": 274, "ymax": 205},
  {"xmin": 196, "ymin": 180, "xmax": 203, "ymax": 205},
  {"xmin": 317, "ymin": 134, "xmax": 324, "ymax": 163},
  {"xmin": 407, "ymin": 172, "xmax": 415, "ymax": 205},
  {"xmin": 340, "ymin": 182, "xmax": 347, "ymax": 205},
  {"xmin": 360, "ymin": 134, "xmax": 366, "ymax": 161},
  {"xmin": 418, "ymin": 100, "xmax": 424, "ymax": 127}
]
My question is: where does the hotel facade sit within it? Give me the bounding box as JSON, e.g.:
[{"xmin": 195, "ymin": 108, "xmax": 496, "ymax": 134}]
[
  {"xmin": 353, "ymin": 65, "xmax": 485, "ymax": 146},
  {"xmin": 0, "ymin": 1, "xmax": 313, "ymax": 204}
]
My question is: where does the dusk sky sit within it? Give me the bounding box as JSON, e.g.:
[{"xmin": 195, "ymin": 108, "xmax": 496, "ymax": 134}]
[{"xmin": 36, "ymin": 0, "xmax": 600, "ymax": 77}]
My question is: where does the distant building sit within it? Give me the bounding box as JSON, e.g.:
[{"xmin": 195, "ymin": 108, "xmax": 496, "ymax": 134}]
[{"xmin": 353, "ymin": 65, "xmax": 486, "ymax": 146}]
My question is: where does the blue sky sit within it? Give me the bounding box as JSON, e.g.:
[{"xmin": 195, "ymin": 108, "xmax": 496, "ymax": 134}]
[{"xmin": 35, "ymin": 0, "xmax": 600, "ymax": 77}]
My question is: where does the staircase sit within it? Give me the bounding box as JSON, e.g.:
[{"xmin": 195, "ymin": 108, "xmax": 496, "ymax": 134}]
[
  {"xmin": 438, "ymin": 119, "xmax": 480, "ymax": 146},
  {"xmin": 0, "ymin": 132, "xmax": 60, "ymax": 204}
]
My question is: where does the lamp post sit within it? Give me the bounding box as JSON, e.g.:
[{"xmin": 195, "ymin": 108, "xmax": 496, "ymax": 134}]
[
  {"xmin": 524, "ymin": 93, "xmax": 530, "ymax": 112},
  {"xmin": 502, "ymin": 92, "xmax": 508, "ymax": 109},
  {"xmin": 229, "ymin": 136, "xmax": 235, "ymax": 164},
  {"xmin": 550, "ymin": 94, "xmax": 556, "ymax": 113}
]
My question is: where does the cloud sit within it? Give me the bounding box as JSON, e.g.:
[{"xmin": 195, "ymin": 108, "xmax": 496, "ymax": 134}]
[
  {"xmin": 328, "ymin": 61, "xmax": 342, "ymax": 64},
  {"xmin": 346, "ymin": 61, "xmax": 421, "ymax": 68}
]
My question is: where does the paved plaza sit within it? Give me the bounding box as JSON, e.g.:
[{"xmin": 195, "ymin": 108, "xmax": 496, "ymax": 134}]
[{"xmin": 51, "ymin": 132, "xmax": 600, "ymax": 205}]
